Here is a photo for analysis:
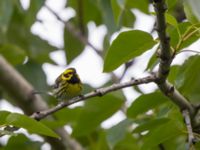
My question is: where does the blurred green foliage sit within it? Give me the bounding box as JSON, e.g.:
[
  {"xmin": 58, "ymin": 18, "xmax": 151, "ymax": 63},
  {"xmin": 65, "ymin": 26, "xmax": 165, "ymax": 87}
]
[{"xmin": 0, "ymin": 0, "xmax": 200, "ymax": 149}]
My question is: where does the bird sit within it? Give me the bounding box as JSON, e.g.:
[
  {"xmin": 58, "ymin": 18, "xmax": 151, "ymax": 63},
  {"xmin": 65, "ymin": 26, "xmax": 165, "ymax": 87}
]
[{"xmin": 51, "ymin": 68, "xmax": 82, "ymax": 101}]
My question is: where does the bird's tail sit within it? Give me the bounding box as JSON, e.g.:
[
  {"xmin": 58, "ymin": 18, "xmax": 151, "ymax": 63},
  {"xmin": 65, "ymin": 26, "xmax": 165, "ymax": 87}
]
[{"xmin": 32, "ymin": 91, "xmax": 53, "ymax": 96}]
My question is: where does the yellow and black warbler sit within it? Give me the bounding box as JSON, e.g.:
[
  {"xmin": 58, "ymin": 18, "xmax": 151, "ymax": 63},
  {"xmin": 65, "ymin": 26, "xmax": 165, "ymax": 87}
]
[{"xmin": 52, "ymin": 68, "xmax": 82, "ymax": 101}]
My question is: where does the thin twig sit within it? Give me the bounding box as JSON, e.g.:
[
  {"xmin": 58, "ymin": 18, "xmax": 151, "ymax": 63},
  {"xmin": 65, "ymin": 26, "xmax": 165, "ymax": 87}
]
[
  {"xmin": 31, "ymin": 75, "xmax": 157, "ymax": 120},
  {"xmin": 44, "ymin": 4, "xmax": 102, "ymax": 57},
  {"xmin": 119, "ymin": 60, "xmax": 135, "ymax": 81},
  {"xmin": 176, "ymin": 49, "xmax": 200, "ymax": 55},
  {"xmin": 182, "ymin": 110, "xmax": 195, "ymax": 149}
]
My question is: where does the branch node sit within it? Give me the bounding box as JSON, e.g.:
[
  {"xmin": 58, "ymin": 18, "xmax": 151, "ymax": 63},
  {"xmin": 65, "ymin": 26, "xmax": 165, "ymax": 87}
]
[
  {"xmin": 94, "ymin": 89, "xmax": 104, "ymax": 97},
  {"xmin": 98, "ymin": 92, "xmax": 104, "ymax": 97},
  {"xmin": 165, "ymin": 35, "xmax": 170, "ymax": 42},
  {"xmin": 164, "ymin": 85, "xmax": 174, "ymax": 96},
  {"xmin": 131, "ymin": 77, "xmax": 135, "ymax": 80},
  {"xmin": 78, "ymin": 94, "xmax": 84, "ymax": 99}
]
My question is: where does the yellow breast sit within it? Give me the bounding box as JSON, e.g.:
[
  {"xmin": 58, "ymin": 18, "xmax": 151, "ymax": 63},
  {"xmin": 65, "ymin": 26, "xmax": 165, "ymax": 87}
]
[{"xmin": 66, "ymin": 83, "xmax": 82, "ymax": 98}]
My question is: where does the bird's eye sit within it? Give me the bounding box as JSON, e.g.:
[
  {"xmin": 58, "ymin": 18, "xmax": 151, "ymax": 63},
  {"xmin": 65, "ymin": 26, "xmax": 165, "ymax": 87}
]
[{"xmin": 64, "ymin": 73, "xmax": 69, "ymax": 78}]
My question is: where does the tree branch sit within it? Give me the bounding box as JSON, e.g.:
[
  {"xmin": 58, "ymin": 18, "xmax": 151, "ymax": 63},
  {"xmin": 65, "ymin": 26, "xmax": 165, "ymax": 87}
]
[
  {"xmin": 157, "ymin": 81, "xmax": 194, "ymax": 114},
  {"xmin": 153, "ymin": 0, "xmax": 172, "ymax": 82},
  {"xmin": 153, "ymin": 0, "xmax": 195, "ymax": 115},
  {"xmin": 31, "ymin": 75, "xmax": 157, "ymax": 120},
  {"xmin": 182, "ymin": 110, "xmax": 195, "ymax": 148}
]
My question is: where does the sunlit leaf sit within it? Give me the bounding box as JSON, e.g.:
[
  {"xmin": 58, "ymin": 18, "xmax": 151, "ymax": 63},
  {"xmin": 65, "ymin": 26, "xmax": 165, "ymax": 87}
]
[
  {"xmin": 165, "ymin": 13, "xmax": 178, "ymax": 28},
  {"xmin": 168, "ymin": 22, "xmax": 200, "ymax": 51},
  {"xmin": 0, "ymin": 111, "xmax": 59, "ymax": 138},
  {"xmin": 7, "ymin": 113, "xmax": 59, "ymax": 138},
  {"xmin": 103, "ymin": 30, "xmax": 156, "ymax": 72}
]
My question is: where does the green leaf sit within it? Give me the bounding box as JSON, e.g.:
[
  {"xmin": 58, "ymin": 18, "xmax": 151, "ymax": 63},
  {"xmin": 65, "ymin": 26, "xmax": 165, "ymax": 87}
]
[
  {"xmin": 133, "ymin": 118, "xmax": 170, "ymax": 133},
  {"xmin": 94, "ymin": 131, "xmax": 110, "ymax": 150},
  {"xmin": 162, "ymin": 135, "xmax": 187, "ymax": 150},
  {"xmin": 126, "ymin": 0, "xmax": 149, "ymax": 14},
  {"xmin": 165, "ymin": 13, "xmax": 178, "ymax": 28},
  {"xmin": 5, "ymin": 134, "xmax": 42, "ymax": 150},
  {"xmin": 67, "ymin": 0, "xmax": 102, "ymax": 25},
  {"xmin": 103, "ymin": 30, "xmax": 156, "ymax": 72},
  {"xmin": 0, "ymin": 111, "xmax": 59, "ymax": 138},
  {"xmin": 145, "ymin": 49, "xmax": 159, "ymax": 71},
  {"xmin": 42, "ymin": 107, "xmax": 83, "ymax": 129},
  {"xmin": 141, "ymin": 120, "xmax": 185, "ymax": 150},
  {"xmin": 0, "ymin": 44, "xmax": 26, "ymax": 65},
  {"xmin": 106, "ymin": 119, "xmax": 133, "ymax": 148},
  {"xmin": 27, "ymin": 34, "xmax": 56, "ymax": 63},
  {"xmin": 54, "ymin": 107, "xmax": 82, "ymax": 124},
  {"xmin": 111, "ymin": 0, "xmax": 121, "ymax": 25},
  {"xmin": 0, "ymin": 0, "xmax": 13, "ymax": 34},
  {"xmin": 120, "ymin": 9, "xmax": 135, "ymax": 28},
  {"xmin": 166, "ymin": 0, "xmax": 178, "ymax": 10},
  {"xmin": 64, "ymin": 28, "xmax": 84, "ymax": 64},
  {"xmin": 111, "ymin": 0, "xmax": 135, "ymax": 28},
  {"xmin": 127, "ymin": 92, "xmax": 169, "ymax": 118},
  {"xmin": 114, "ymin": 133, "xmax": 140, "ymax": 150},
  {"xmin": 0, "ymin": 111, "xmax": 10, "ymax": 124},
  {"xmin": 16, "ymin": 61, "xmax": 48, "ymax": 92},
  {"xmin": 168, "ymin": 65, "xmax": 180, "ymax": 84},
  {"xmin": 6, "ymin": 6, "xmax": 56, "ymax": 63},
  {"xmin": 99, "ymin": 0, "xmax": 117, "ymax": 34},
  {"xmin": 25, "ymin": 0, "xmax": 45, "ymax": 27},
  {"xmin": 195, "ymin": 141, "xmax": 200, "ymax": 149},
  {"xmin": 183, "ymin": 2, "xmax": 199, "ymax": 23},
  {"xmin": 75, "ymin": 131, "xmax": 109, "ymax": 150},
  {"xmin": 168, "ymin": 22, "xmax": 200, "ymax": 51},
  {"xmin": 176, "ymin": 55, "xmax": 200, "ymax": 103},
  {"xmin": 72, "ymin": 94, "xmax": 124, "ymax": 137},
  {"xmin": 185, "ymin": 0, "xmax": 200, "ymax": 21}
]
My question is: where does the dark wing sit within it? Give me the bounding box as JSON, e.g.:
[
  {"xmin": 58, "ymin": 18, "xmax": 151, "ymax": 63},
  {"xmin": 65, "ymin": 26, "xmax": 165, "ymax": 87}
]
[{"xmin": 52, "ymin": 74, "xmax": 62, "ymax": 89}]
